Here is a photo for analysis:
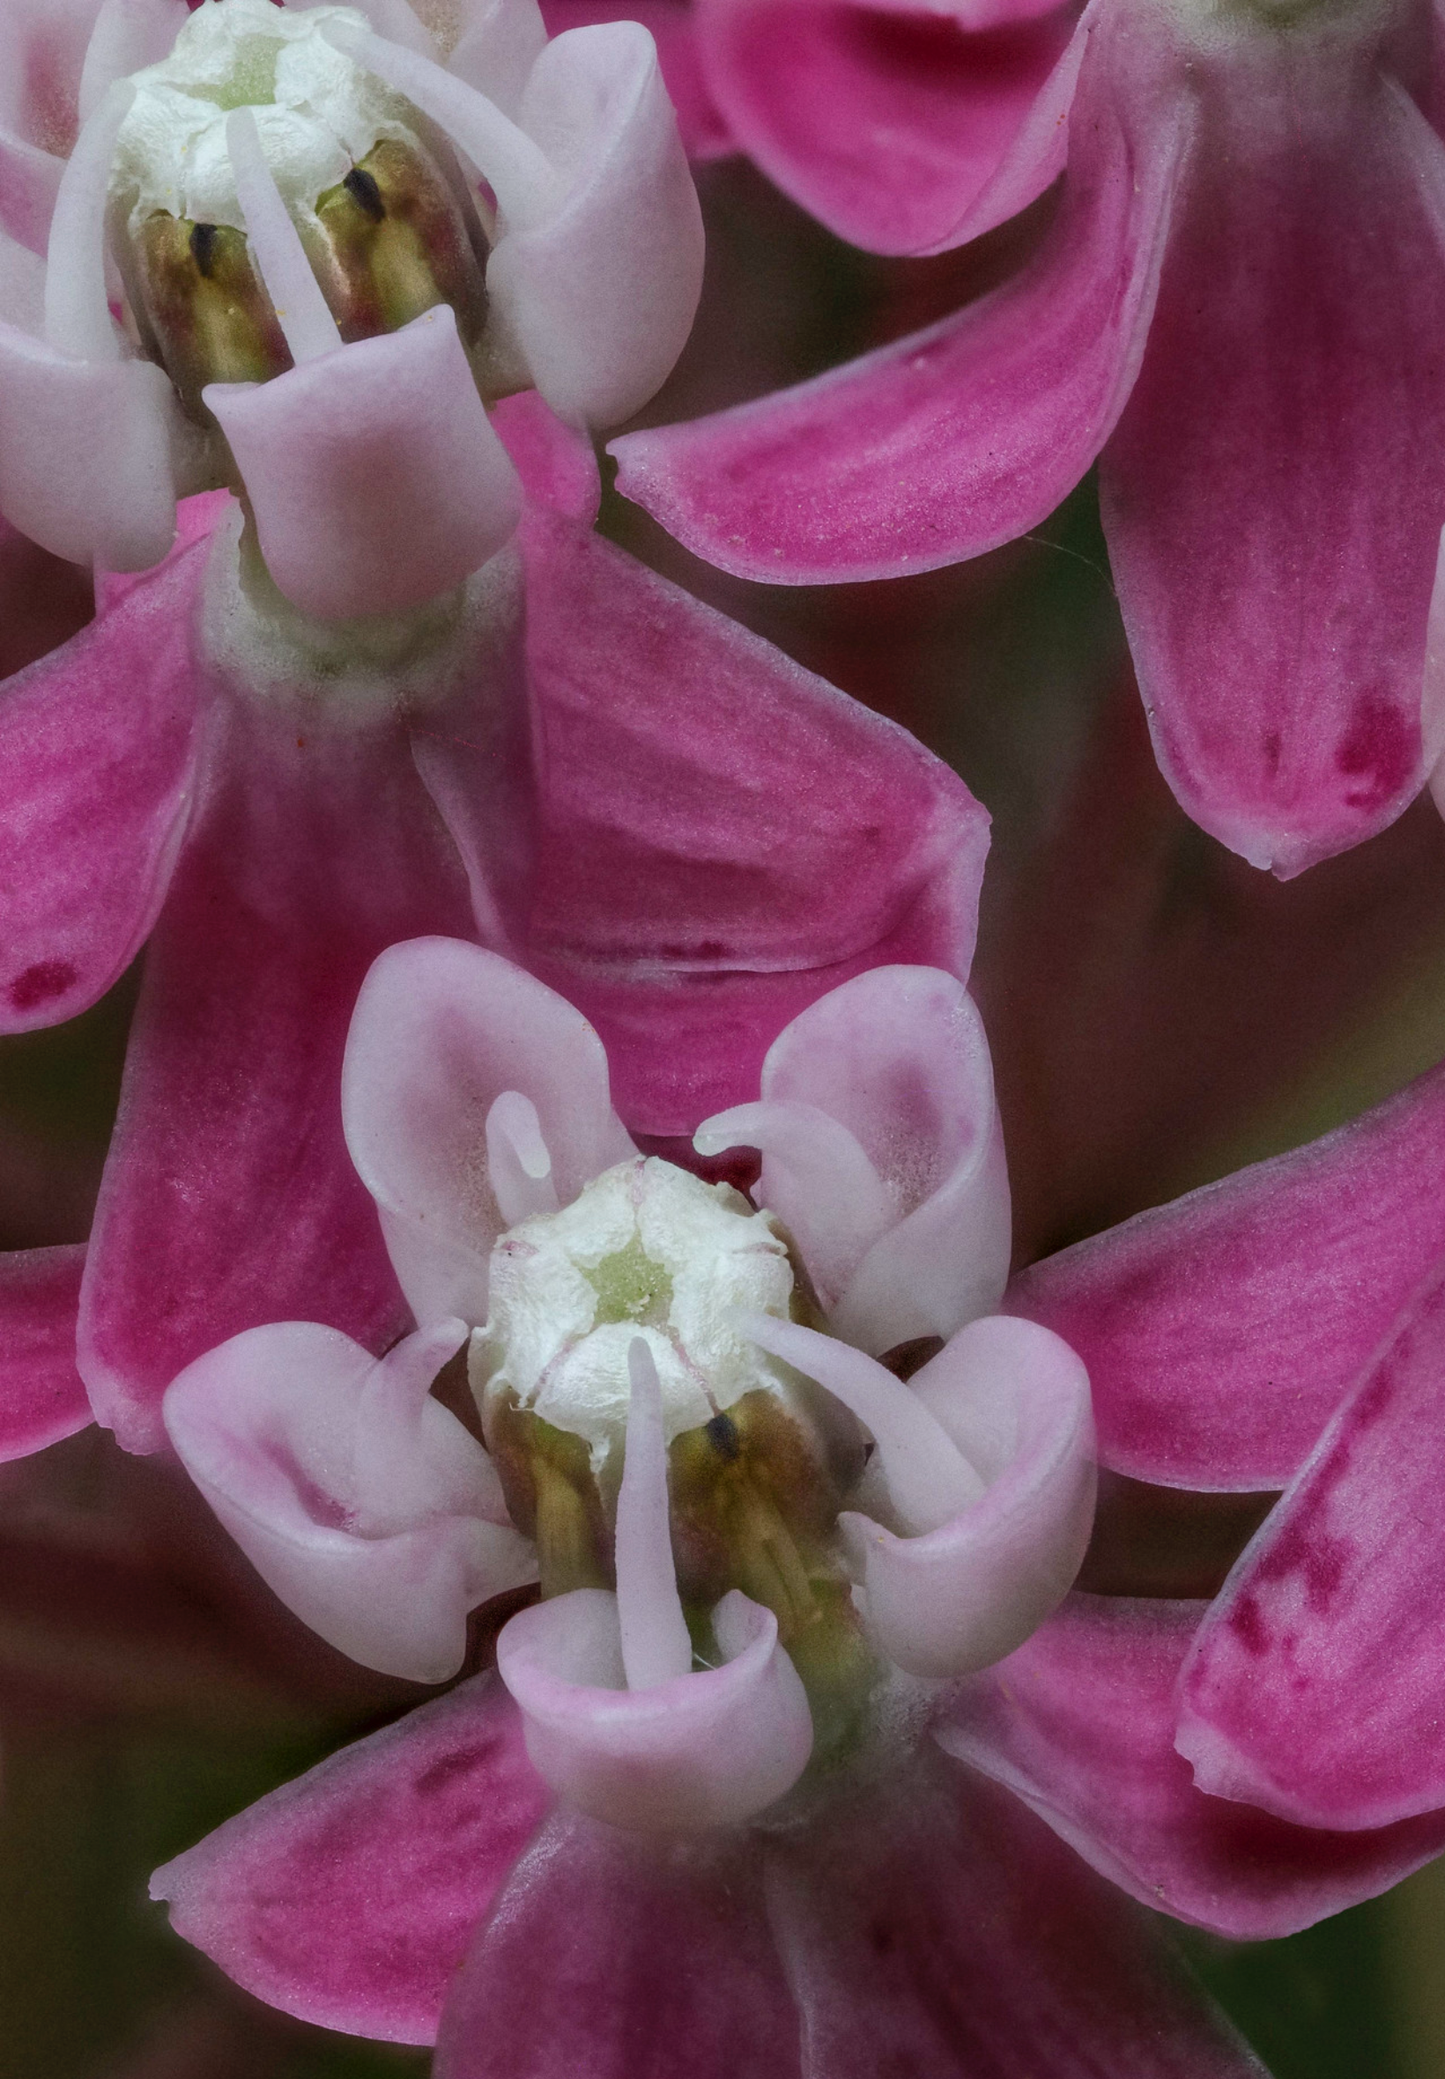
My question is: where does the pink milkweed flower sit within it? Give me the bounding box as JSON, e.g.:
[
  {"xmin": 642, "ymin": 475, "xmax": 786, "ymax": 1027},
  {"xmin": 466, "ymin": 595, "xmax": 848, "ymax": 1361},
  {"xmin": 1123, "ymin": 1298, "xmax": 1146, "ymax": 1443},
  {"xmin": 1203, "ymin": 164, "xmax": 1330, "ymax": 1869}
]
[
  {"xmin": 0, "ymin": 387, "xmax": 985, "ymax": 1461},
  {"xmin": 148, "ymin": 936, "xmax": 1269, "ymax": 2077},
  {"xmin": 0, "ymin": 0, "xmax": 703, "ymax": 609},
  {"xmin": 606, "ymin": 0, "xmax": 1445, "ymax": 879}
]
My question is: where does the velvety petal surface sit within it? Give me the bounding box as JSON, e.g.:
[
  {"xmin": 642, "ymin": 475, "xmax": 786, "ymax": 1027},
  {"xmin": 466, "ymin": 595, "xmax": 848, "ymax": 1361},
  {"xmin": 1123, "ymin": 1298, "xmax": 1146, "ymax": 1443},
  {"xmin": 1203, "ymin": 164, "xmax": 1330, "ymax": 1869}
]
[
  {"xmin": 521, "ymin": 507, "xmax": 989, "ymax": 1132},
  {"xmin": 610, "ymin": 19, "xmax": 1189, "ymax": 582},
  {"xmin": 434, "ymin": 1808, "xmax": 801, "ymax": 2078},
  {"xmin": 0, "ymin": 534, "xmax": 203, "ymax": 1033},
  {"xmin": 1101, "ymin": 46, "xmax": 1445, "ymax": 874},
  {"xmin": 1008, "ymin": 1054, "xmax": 1445, "ymax": 1489},
  {"xmin": 154, "ymin": 1674, "xmax": 551, "ymax": 2044},
  {"xmin": 765, "ymin": 1749, "xmax": 1265, "ymax": 2077},
  {"xmin": 79, "ymin": 693, "xmax": 477, "ymax": 1454},
  {"xmin": 0, "ymin": 1245, "xmax": 92, "ymax": 1459},
  {"xmin": 1178, "ymin": 1263, "xmax": 1445, "ymax": 1830},
  {"xmin": 0, "ymin": 0, "xmax": 103, "ymax": 251},
  {"xmin": 342, "ymin": 937, "xmax": 636, "ymax": 1325},
  {"xmin": 939, "ymin": 1595, "xmax": 1445, "ymax": 1939},
  {"xmin": 694, "ymin": 0, "xmax": 1081, "ymax": 254}
]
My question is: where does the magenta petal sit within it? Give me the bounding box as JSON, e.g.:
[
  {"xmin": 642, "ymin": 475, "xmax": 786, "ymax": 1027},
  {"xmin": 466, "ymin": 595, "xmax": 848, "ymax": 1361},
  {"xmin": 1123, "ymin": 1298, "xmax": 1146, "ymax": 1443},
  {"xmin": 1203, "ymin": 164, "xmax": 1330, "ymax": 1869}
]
[
  {"xmin": 1101, "ymin": 61, "xmax": 1445, "ymax": 874},
  {"xmin": 434, "ymin": 1809, "xmax": 800, "ymax": 2078},
  {"xmin": 0, "ymin": 538, "xmax": 203, "ymax": 1034},
  {"xmin": 153, "ymin": 1674, "xmax": 551, "ymax": 2045},
  {"xmin": 1178, "ymin": 1263, "xmax": 1445, "ymax": 1831},
  {"xmin": 1008, "ymin": 1055, "xmax": 1445, "ymax": 1489},
  {"xmin": 939, "ymin": 1596, "xmax": 1445, "ymax": 1938},
  {"xmin": 765, "ymin": 1751, "xmax": 1264, "ymax": 2077},
  {"xmin": 609, "ymin": 30, "xmax": 1188, "ymax": 584},
  {"xmin": 0, "ymin": 1245, "xmax": 92, "ymax": 1459},
  {"xmin": 522, "ymin": 510, "xmax": 988, "ymax": 1131},
  {"xmin": 695, "ymin": 0, "xmax": 1081, "ymax": 255},
  {"xmin": 79, "ymin": 699, "xmax": 476, "ymax": 1454}
]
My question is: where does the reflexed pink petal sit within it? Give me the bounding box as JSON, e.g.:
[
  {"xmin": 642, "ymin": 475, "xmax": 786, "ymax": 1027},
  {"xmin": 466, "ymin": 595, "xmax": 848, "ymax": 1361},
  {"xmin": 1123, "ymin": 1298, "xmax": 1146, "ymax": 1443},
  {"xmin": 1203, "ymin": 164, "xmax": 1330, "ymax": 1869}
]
[
  {"xmin": 1009, "ymin": 1056, "xmax": 1445, "ymax": 1489},
  {"xmin": 163, "ymin": 1319, "xmax": 534, "ymax": 1682},
  {"xmin": 539, "ymin": 2, "xmax": 734, "ymax": 158},
  {"xmin": 1178, "ymin": 1264, "xmax": 1445, "ymax": 1831},
  {"xmin": 342, "ymin": 938, "xmax": 635, "ymax": 1324},
  {"xmin": 939, "ymin": 1596, "xmax": 1445, "ymax": 1937},
  {"xmin": 154, "ymin": 1674, "xmax": 551, "ymax": 2045},
  {"xmin": 79, "ymin": 699, "xmax": 478, "ymax": 1455},
  {"xmin": 0, "ymin": 1245, "xmax": 92, "ymax": 1460},
  {"xmin": 704, "ymin": 967, "xmax": 1009, "ymax": 1349},
  {"xmin": 492, "ymin": 20, "xmax": 705, "ymax": 425},
  {"xmin": 765, "ymin": 1750, "xmax": 1265, "ymax": 2077},
  {"xmin": 609, "ymin": 26, "xmax": 1189, "ymax": 583},
  {"xmin": 497, "ymin": 1586, "xmax": 812, "ymax": 1828},
  {"xmin": 491, "ymin": 387, "xmax": 601, "ymax": 523},
  {"xmin": 521, "ymin": 510, "xmax": 989, "ymax": 1132},
  {"xmin": 205, "ymin": 309, "xmax": 521, "ymax": 621},
  {"xmin": 0, "ymin": 535, "xmax": 203, "ymax": 1034},
  {"xmin": 434, "ymin": 1808, "xmax": 800, "ymax": 2078},
  {"xmin": 1101, "ymin": 57, "xmax": 1445, "ymax": 875},
  {"xmin": 843, "ymin": 1315, "xmax": 1094, "ymax": 1677},
  {"xmin": 694, "ymin": 0, "xmax": 1081, "ymax": 255}
]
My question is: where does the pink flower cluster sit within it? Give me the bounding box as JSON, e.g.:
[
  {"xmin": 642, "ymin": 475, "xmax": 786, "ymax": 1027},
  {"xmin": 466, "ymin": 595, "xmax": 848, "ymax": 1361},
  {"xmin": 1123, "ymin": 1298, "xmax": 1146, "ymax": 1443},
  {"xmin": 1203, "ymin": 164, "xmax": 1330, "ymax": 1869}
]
[{"xmin": 0, "ymin": 1, "xmax": 1441, "ymax": 2076}]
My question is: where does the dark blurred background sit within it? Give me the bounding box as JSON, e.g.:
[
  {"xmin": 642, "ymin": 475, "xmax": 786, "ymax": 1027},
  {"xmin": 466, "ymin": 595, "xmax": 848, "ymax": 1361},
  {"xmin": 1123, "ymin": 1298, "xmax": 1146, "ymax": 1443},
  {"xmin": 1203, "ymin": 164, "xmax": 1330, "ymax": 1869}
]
[{"xmin": 2, "ymin": 155, "xmax": 1444, "ymax": 2076}]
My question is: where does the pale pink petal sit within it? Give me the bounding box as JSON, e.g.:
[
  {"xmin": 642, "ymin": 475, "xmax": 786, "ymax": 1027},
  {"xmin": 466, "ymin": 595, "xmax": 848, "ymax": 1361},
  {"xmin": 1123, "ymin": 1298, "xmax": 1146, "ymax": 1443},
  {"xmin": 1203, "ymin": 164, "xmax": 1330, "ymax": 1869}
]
[
  {"xmin": 79, "ymin": 700, "xmax": 477, "ymax": 1455},
  {"xmin": 521, "ymin": 509, "xmax": 989, "ymax": 1132},
  {"xmin": 764, "ymin": 1751, "xmax": 1266, "ymax": 2078},
  {"xmin": 342, "ymin": 937, "xmax": 635, "ymax": 1325},
  {"xmin": 205, "ymin": 308, "xmax": 520, "ymax": 621},
  {"xmin": 0, "ymin": 323, "xmax": 180, "ymax": 571},
  {"xmin": 1009, "ymin": 1055, "xmax": 1445, "ymax": 1489},
  {"xmin": 497, "ymin": 1586, "xmax": 813, "ymax": 1828},
  {"xmin": 0, "ymin": 0, "xmax": 105, "ymax": 251},
  {"xmin": 0, "ymin": 533, "xmax": 203, "ymax": 1034},
  {"xmin": 1177, "ymin": 1263, "xmax": 1445, "ymax": 1831},
  {"xmin": 0, "ymin": 1245, "xmax": 92, "ymax": 1460},
  {"xmin": 842, "ymin": 1315, "xmax": 1094, "ymax": 1676},
  {"xmin": 153, "ymin": 1674, "xmax": 551, "ymax": 2045},
  {"xmin": 938, "ymin": 1596, "xmax": 1445, "ymax": 1938},
  {"xmin": 492, "ymin": 20, "xmax": 705, "ymax": 425},
  {"xmin": 702, "ymin": 966, "xmax": 1009, "ymax": 1349},
  {"xmin": 163, "ymin": 1319, "xmax": 534, "ymax": 1682},
  {"xmin": 1101, "ymin": 61, "xmax": 1445, "ymax": 874},
  {"xmin": 609, "ymin": 29, "xmax": 1189, "ymax": 583},
  {"xmin": 539, "ymin": 3, "xmax": 734, "ymax": 158},
  {"xmin": 433, "ymin": 1808, "xmax": 800, "ymax": 2078},
  {"xmin": 694, "ymin": 0, "xmax": 1081, "ymax": 255}
]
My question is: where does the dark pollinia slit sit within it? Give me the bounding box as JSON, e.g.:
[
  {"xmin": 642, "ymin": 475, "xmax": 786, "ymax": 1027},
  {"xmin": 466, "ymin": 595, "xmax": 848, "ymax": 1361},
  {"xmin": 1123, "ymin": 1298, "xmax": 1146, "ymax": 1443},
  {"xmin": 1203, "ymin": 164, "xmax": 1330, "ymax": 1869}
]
[
  {"xmin": 344, "ymin": 165, "xmax": 386, "ymax": 220},
  {"xmin": 189, "ymin": 221, "xmax": 218, "ymax": 276},
  {"xmin": 704, "ymin": 1411, "xmax": 741, "ymax": 1462}
]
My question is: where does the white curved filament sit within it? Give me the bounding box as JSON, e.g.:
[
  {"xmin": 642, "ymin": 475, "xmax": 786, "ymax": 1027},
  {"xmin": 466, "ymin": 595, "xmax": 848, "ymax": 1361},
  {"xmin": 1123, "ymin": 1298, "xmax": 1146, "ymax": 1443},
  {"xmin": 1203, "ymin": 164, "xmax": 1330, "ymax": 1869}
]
[
  {"xmin": 45, "ymin": 80, "xmax": 135, "ymax": 361},
  {"xmin": 615, "ymin": 1338, "xmax": 693, "ymax": 1690},
  {"xmin": 485, "ymin": 1089, "xmax": 560, "ymax": 1226},
  {"xmin": 742, "ymin": 1313, "xmax": 984, "ymax": 1535},
  {"xmin": 226, "ymin": 108, "xmax": 342, "ymax": 365},
  {"xmin": 322, "ymin": 19, "xmax": 563, "ymax": 231}
]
